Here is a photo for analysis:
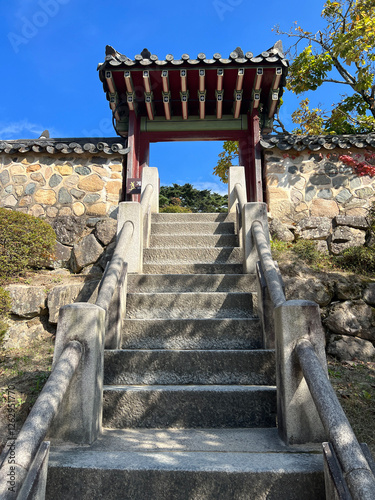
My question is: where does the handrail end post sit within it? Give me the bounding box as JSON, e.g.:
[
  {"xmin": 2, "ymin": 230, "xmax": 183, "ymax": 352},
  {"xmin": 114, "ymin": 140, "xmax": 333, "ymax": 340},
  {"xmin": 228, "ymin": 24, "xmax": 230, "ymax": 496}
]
[
  {"xmin": 141, "ymin": 166, "xmax": 159, "ymax": 213},
  {"xmin": 117, "ymin": 202, "xmax": 143, "ymax": 273},
  {"xmin": 243, "ymin": 202, "xmax": 269, "ymax": 274},
  {"xmin": 274, "ymin": 299, "xmax": 328, "ymax": 445},
  {"xmin": 228, "ymin": 166, "xmax": 245, "ymax": 213},
  {"xmin": 48, "ymin": 303, "xmax": 106, "ymax": 445}
]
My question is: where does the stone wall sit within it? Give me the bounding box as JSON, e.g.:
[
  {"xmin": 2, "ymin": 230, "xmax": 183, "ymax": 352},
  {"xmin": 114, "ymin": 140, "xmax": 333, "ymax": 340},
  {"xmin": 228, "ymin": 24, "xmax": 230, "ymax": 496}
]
[
  {"xmin": 264, "ymin": 147, "xmax": 375, "ymax": 221},
  {"xmin": 0, "ymin": 153, "xmax": 123, "ymax": 220}
]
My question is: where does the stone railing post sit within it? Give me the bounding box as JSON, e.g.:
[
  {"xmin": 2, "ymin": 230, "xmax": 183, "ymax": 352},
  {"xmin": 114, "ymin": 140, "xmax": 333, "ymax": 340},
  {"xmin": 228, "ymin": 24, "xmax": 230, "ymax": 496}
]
[
  {"xmin": 228, "ymin": 166, "xmax": 246, "ymax": 213},
  {"xmin": 48, "ymin": 303, "xmax": 105, "ymax": 444},
  {"xmin": 141, "ymin": 166, "xmax": 159, "ymax": 213},
  {"xmin": 243, "ymin": 202, "xmax": 269, "ymax": 274},
  {"xmin": 274, "ymin": 299, "xmax": 328, "ymax": 445},
  {"xmin": 117, "ymin": 202, "xmax": 143, "ymax": 273}
]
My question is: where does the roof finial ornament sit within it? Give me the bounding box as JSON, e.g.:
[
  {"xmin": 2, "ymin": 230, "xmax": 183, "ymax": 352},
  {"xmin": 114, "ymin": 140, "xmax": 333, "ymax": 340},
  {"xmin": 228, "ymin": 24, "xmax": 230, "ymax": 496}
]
[
  {"xmin": 39, "ymin": 130, "xmax": 49, "ymax": 139},
  {"xmin": 234, "ymin": 46, "xmax": 244, "ymax": 58},
  {"xmin": 141, "ymin": 48, "xmax": 151, "ymax": 59}
]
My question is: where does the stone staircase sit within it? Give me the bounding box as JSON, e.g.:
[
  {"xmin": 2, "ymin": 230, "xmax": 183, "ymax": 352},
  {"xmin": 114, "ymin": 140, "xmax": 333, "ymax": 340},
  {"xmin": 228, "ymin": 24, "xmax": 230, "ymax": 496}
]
[{"xmin": 46, "ymin": 212, "xmax": 325, "ymax": 499}]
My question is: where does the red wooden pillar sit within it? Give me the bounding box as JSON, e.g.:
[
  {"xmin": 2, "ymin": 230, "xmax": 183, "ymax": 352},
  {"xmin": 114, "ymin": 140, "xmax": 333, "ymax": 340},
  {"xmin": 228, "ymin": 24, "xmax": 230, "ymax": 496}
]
[{"xmin": 127, "ymin": 111, "xmax": 141, "ymax": 201}]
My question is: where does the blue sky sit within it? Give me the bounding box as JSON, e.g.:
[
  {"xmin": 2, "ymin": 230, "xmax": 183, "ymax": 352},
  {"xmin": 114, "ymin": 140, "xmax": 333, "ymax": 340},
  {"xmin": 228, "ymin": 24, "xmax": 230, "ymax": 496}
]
[{"xmin": 0, "ymin": 0, "xmax": 332, "ymax": 194}]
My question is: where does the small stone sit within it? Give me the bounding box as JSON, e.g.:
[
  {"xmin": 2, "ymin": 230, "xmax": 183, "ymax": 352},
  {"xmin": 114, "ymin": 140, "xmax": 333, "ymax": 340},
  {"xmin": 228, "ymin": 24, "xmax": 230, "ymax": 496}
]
[
  {"xmin": 58, "ymin": 187, "xmax": 73, "ymax": 204},
  {"xmin": 350, "ymin": 177, "xmax": 362, "ymax": 189},
  {"xmin": 26, "ymin": 164, "xmax": 41, "ymax": 173},
  {"xmin": 58, "ymin": 207, "xmax": 72, "ymax": 216},
  {"xmin": 51, "ymin": 216, "xmax": 85, "ymax": 245},
  {"xmin": 71, "ymin": 188, "xmax": 85, "ymax": 199},
  {"xmin": 83, "ymin": 193, "xmax": 101, "ymax": 204},
  {"xmin": 73, "ymin": 202, "xmax": 85, "ymax": 216},
  {"xmin": 288, "ymin": 166, "xmax": 298, "ymax": 174},
  {"xmin": 335, "ymin": 189, "xmax": 352, "ymax": 204},
  {"xmin": 310, "ymin": 199, "xmax": 339, "ymax": 218},
  {"xmin": 30, "ymin": 172, "xmax": 46, "ymax": 185},
  {"xmin": 309, "ymin": 174, "xmax": 331, "ymax": 186},
  {"xmin": 51, "ymin": 241, "xmax": 72, "ymax": 268},
  {"xmin": 110, "ymin": 173, "xmax": 122, "ymax": 179},
  {"xmin": 317, "ymin": 189, "xmax": 332, "ymax": 200},
  {"xmin": 10, "ymin": 164, "xmax": 25, "ymax": 175},
  {"xmin": 332, "ymin": 175, "xmax": 349, "ymax": 189},
  {"xmin": 75, "ymin": 166, "xmax": 91, "ymax": 176},
  {"xmin": 63, "ymin": 174, "xmax": 80, "ymax": 190},
  {"xmin": 92, "ymin": 166, "xmax": 107, "ymax": 176},
  {"xmin": 57, "ymin": 164, "xmax": 73, "ymax": 176},
  {"xmin": 15, "ymin": 186, "xmax": 24, "ymax": 197},
  {"xmin": 47, "ymin": 206, "xmax": 59, "ymax": 218},
  {"xmin": 29, "ymin": 204, "xmax": 45, "ymax": 217},
  {"xmin": 0, "ymin": 170, "xmax": 10, "ymax": 185},
  {"xmin": 106, "ymin": 181, "xmax": 122, "ymax": 197},
  {"xmin": 335, "ymin": 277, "xmax": 362, "ymax": 300},
  {"xmin": 334, "ymin": 215, "xmax": 368, "ymax": 229},
  {"xmin": 110, "ymin": 163, "xmax": 122, "ymax": 172},
  {"xmin": 25, "ymin": 182, "xmax": 36, "ymax": 195},
  {"xmin": 34, "ymin": 189, "xmax": 57, "ymax": 205},
  {"xmin": 324, "ymin": 300, "xmax": 375, "ymax": 341},
  {"xmin": 4, "ymin": 185, "xmax": 13, "ymax": 194},
  {"xmin": 305, "ymin": 186, "xmax": 316, "ymax": 202},
  {"xmin": 355, "ymin": 187, "xmax": 374, "ymax": 199},
  {"xmin": 12, "ymin": 175, "xmax": 27, "ymax": 185},
  {"xmin": 78, "ymin": 174, "xmax": 105, "ymax": 192},
  {"xmin": 86, "ymin": 203, "xmax": 107, "ymax": 216},
  {"xmin": 49, "ymin": 174, "xmax": 63, "ymax": 187},
  {"xmin": 19, "ymin": 195, "xmax": 32, "ymax": 207},
  {"xmin": 3, "ymin": 195, "xmax": 17, "ymax": 207},
  {"xmin": 291, "ymin": 189, "xmax": 303, "ymax": 205}
]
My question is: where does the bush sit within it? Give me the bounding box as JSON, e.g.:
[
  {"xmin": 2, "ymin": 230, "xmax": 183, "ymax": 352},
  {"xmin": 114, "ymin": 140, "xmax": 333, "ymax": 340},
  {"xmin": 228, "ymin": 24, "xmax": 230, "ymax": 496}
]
[
  {"xmin": 159, "ymin": 205, "xmax": 192, "ymax": 213},
  {"xmin": 0, "ymin": 208, "xmax": 56, "ymax": 281},
  {"xmin": 336, "ymin": 246, "xmax": 375, "ymax": 274},
  {"xmin": 292, "ymin": 240, "xmax": 321, "ymax": 264}
]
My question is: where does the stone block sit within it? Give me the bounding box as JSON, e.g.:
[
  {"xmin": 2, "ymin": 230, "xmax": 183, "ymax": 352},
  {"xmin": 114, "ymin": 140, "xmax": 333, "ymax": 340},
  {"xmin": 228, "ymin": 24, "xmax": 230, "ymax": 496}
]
[
  {"xmin": 71, "ymin": 233, "xmax": 104, "ymax": 273},
  {"xmin": 72, "ymin": 202, "xmax": 85, "ymax": 216},
  {"xmin": 95, "ymin": 219, "xmax": 117, "ymax": 246},
  {"xmin": 51, "ymin": 216, "xmax": 86, "ymax": 245},
  {"xmin": 284, "ymin": 277, "xmax": 333, "ymax": 306},
  {"xmin": 26, "ymin": 163, "xmax": 41, "ymax": 173},
  {"xmin": 87, "ymin": 202, "xmax": 107, "ymax": 216},
  {"xmin": 363, "ymin": 283, "xmax": 375, "ymax": 306},
  {"xmin": 0, "ymin": 169, "xmax": 10, "ymax": 185},
  {"xmin": 295, "ymin": 217, "xmax": 331, "ymax": 240},
  {"xmin": 269, "ymin": 218, "xmax": 294, "ymax": 242},
  {"xmin": 310, "ymin": 199, "xmax": 339, "ymax": 217},
  {"xmin": 30, "ymin": 172, "xmax": 46, "ymax": 185},
  {"xmin": 47, "ymin": 279, "xmax": 100, "ymax": 323},
  {"xmin": 335, "ymin": 189, "xmax": 352, "ymax": 204},
  {"xmin": 49, "ymin": 174, "xmax": 63, "ymax": 187},
  {"xmin": 310, "ymin": 174, "xmax": 331, "ymax": 186},
  {"xmin": 5, "ymin": 285, "xmax": 47, "ymax": 318},
  {"xmin": 355, "ymin": 186, "xmax": 374, "ymax": 199},
  {"xmin": 329, "ymin": 226, "xmax": 366, "ymax": 254},
  {"xmin": 327, "ymin": 334, "xmax": 375, "ymax": 361},
  {"xmin": 324, "ymin": 300, "xmax": 375, "ymax": 342},
  {"xmin": 29, "ymin": 204, "xmax": 45, "ymax": 217},
  {"xmin": 56, "ymin": 164, "xmax": 73, "ymax": 176}
]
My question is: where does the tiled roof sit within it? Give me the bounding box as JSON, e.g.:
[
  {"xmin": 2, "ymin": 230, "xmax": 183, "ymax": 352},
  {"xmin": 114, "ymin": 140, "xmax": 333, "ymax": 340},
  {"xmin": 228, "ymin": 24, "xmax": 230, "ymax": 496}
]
[
  {"xmin": 97, "ymin": 42, "xmax": 289, "ymax": 70},
  {"xmin": 0, "ymin": 137, "xmax": 129, "ymax": 155},
  {"xmin": 261, "ymin": 133, "xmax": 375, "ymax": 151}
]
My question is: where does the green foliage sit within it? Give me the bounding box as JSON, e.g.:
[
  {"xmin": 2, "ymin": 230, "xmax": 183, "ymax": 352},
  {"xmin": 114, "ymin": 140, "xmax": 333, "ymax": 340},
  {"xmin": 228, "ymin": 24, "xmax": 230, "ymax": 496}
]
[
  {"xmin": 277, "ymin": 0, "xmax": 375, "ymax": 134},
  {"xmin": 0, "ymin": 208, "xmax": 56, "ymax": 281},
  {"xmin": 159, "ymin": 184, "xmax": 228, "ymax": 213},
  {"xmin": 335, "ymin": 246, "xmax": 375, "ymax": 274},
  {"xmin": 160, "ymin": 205, "xmax": 192, "ymax": 213},
  {"xmin": 291, "ymin": 239, "xmax": 321, "ymax": 264},
  {"xmin": 213, "ymin": 141, "xmax": 239, "ymax": 184}
]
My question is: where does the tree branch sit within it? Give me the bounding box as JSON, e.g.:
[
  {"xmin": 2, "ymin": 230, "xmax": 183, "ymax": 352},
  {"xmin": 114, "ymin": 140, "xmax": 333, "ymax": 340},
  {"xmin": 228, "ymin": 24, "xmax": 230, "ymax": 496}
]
[{"xmin": 322, "ymin": 78, "xmax": 352, "ymax": 84}]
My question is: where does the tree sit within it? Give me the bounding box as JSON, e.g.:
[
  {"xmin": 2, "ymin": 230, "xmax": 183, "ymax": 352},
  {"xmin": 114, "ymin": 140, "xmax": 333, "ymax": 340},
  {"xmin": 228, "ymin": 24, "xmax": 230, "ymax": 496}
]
[
  {"xmin": 276, "ymin": 0, "xmax": 375, "ymax": 134},
  {"xmin": 159, "ymin": 184, "xmax": 228, "ymax": 213},
  {"xmin": 212, "ymin": 141, "xmax": 239, "ymax": 184}
]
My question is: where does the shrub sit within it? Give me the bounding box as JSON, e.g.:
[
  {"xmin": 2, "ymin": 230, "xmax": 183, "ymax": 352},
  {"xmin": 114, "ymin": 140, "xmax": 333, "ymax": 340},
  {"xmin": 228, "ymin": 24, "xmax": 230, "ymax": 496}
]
[
  {"xmin": 292, "ymin": 239, "xmax": 321, "ymax": 264},
  {"xmin": 159, "ymin": 205, "xmax": 192, "ymax": 213},
  {"xmin": 336, "ymin": 246, "xmax": 375, "ymax": 275},
  {"xmin": 0, "ymin": 208, "xmax": 56, "ymax": 281}
]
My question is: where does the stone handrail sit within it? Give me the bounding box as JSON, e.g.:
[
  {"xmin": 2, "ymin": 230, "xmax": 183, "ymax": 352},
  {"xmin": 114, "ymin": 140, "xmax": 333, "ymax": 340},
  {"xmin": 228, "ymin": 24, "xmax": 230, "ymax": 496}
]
[
  {"xmin": 295, "ymin": 338, "xmax": 375, "ymax": 500},
  {"xmin": 251, "ymin": 220, "xmax": 286, "ymax": 308},
  {"xmin": 0, "ymin": 340, "xmax": 83, "ymax": 499}
]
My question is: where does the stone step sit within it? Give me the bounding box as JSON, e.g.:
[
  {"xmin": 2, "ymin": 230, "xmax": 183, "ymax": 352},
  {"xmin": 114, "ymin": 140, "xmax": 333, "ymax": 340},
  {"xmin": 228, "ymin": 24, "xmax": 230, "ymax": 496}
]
[
  {"xmin": 151, "ymin": 212, "xmax": 236, "ymax": 222},
  {"xmin": 125, "ymin": 292, "xmax": 255, "ymax": 319},
  {"xmin": 143, "ymin": 247, "xmax": 242, "ymax": 264},
  {"xmin": 104, "ymin": 349, "xmax": 275, "ymax": 386},
  {"xmin": 150, "ymin": 233, "xmax": 238, "ymax": 248},
  {"xmin": 127, "ymin": 274, "xmax": 257, "ymax": 293},
  {"xmin": 151, "ymin": 221, "xmax": 235, "ymax": 235},
  {"xmin": 102, "ymin": 385, "xmax": 276, "ymax": 429},
  {"xmin": 122, "ymin": 318, "xmax": 263, "ymax": 349},
  {"xmin": 47, "ymin": 428, "xmax": 325, "ymax": 500},
  {"xmin": 142, "ymin": 263, "xmax": 243, "ymax": 274}
]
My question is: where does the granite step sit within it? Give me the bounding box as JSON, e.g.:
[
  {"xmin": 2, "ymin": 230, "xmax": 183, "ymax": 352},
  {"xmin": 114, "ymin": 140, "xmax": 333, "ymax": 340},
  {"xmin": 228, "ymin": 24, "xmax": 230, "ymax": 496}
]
[
  {"xmin": 102, "ymin": 385, "xmax": 277, "ymax": 429},
  {"xmin": 142, "ymin": 263, "xmax": 243, "ymax": 274},
  {"xmin": 121, "ymin": 318, "xmax": 263, "ymax": 350},
  {"xmin": 150, "ymin": 233, "xmax": 238, "ymax": 248},
  {"xmin": 151, "ymin": 212, "xmax": 236, "ymax": 223},
  {"xmin": 46, "ymin": 428, "xmax": 325, "ymax": 500},
  {"xmin": 125, "ymin": 292, "xmax": 255, "ymax": 319},
  {"xmin": 150, "ymin": 221, "xmax": 236, "ymax": 235},
  {"xmin": 104, "ymin": 349, "xmax": 275, "ymax": 386},
  {"xmin": 143, "ymin": 247, "xmax": 243, "ymax": 264}
]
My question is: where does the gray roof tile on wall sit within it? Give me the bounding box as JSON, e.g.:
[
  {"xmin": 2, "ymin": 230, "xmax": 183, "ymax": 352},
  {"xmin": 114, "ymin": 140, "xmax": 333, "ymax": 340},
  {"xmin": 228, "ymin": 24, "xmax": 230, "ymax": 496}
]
[
  {"xmin": 261, "ymin": 134, "xmax": 375, "ymax": 151},
  {"xmin": 0, "ymin": 137, "xmax": 129, "ymax": 156}
]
